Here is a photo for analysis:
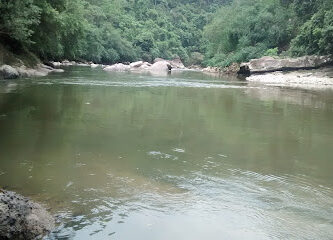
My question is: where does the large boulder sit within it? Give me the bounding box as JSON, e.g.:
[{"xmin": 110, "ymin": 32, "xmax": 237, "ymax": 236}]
[
  {"xmin": 153, "ymin": 58, "xmax": 185, "ymax": 69},
  {"xmin": 239, "ymin": 55, "xmax": 333, "ymax": 75},
  {"xmin": 0, "ymin": 65, "xmax": 19, "ymax": 79},
  {"xmin": 103, "ymin": 63, "xmax": 130, "ymax": 72},
  {"xmin": 150, "ymin": 61, "xmax": 172, "ymax": 72},
  {"xmin": 0, "ymin": 190, "xmax": 54, "ymax": 239},
  {"xmin": 169, "ymin": 58, "xmax": 185, "ymax": 69}
]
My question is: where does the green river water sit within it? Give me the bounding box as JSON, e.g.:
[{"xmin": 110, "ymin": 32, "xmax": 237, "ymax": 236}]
[{"xmin": 0, "ymin": 67, "xmax": 332, "ymax": 239}]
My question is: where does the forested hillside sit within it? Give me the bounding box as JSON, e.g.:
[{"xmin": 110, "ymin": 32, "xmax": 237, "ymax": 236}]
[
  {"xmin": 204, "ymin": 0, "xmax": 333, "ymax": 67},
  {"xmin": 0, "ymin": 0, "xmax": 332, "ymax": 66}
]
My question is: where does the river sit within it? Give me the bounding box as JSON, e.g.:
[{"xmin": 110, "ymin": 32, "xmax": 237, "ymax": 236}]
[{"xmin": 0, "ymin": 67, "xmax": 332, "ymax": 239}]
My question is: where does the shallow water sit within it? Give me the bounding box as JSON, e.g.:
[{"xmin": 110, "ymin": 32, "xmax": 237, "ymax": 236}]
[{"xmin": 0, "ymin": 67, "xmax": 333, "ymax": 240}]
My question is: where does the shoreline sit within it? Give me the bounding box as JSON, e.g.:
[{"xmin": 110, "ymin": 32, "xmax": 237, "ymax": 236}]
[{"xmin": 1, "ymin": 55, "xmax": 333, "ymax": 89}]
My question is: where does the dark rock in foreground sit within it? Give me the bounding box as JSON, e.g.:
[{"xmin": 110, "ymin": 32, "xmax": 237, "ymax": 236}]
[{"xmin": 0, "ymin": 190, "xmax": 54, "ymax": 239}]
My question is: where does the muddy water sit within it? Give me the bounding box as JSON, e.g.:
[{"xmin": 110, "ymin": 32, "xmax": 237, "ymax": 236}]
[{"xmin": 0, "ymin": 67, "xmax": 332, "ymax": 239}]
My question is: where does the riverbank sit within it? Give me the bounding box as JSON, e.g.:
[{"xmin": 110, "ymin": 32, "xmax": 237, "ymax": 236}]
[
  {"xmin": 236, "ymin": 55, "xmax": 333, "ymax": 88},
  {"xmin": 247, "ymin": 67, "xmax": 333, "ymax": 89},
  {"xmin": 0, "ymin": 44, "xmax": 65, "ymax": 79},
  {"xmin": 2, "ymin": 42, "xmax": 332, "ymax": 89}
]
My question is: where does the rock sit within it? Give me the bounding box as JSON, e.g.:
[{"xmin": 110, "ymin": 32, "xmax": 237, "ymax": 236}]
[
  {"xmin": 150, "ymin": 61, "xmax": 172, "ymax": 72},
  {"xmin": 61, "ymin": 60, "xmax": 70, "ymax": 66},
  {"xmin": 61, "ymin": 60, "xmax": 76, "ymax": 66},
  {"xmin": 246, "ymin": 67, "xmax": 333, "ymax": 89},
  {"xmin": 153, "ymin": 58, "xmax": 165, "ymax": 63},
  {"xmin": 49, "ymin": 61, "xmax": 61, "ymax": 68},
  {"xmin": 103, "ymin": 63, "xmax": 130, "ymax": 72},
  {"xmin": 77, "ymin": 63, "xmax": 90, "ymax": 67},
  {"xmin": 169, "ymin": 58, "xmax": 185, "ymax": 69},
  {"xmin": 137, "ymin": 62, "xmax": 152, "ymax": 70},
  {"xmin": 0, "ymin": 190, "xmax": 54, "ymax": 239},
  {"xmin": 0, "ymin": 65, "xmax": 19, "ymax": 79},
  {"xmin": 239, "ymin": 55, "xmax": 333, "ymax": 75},
  {"xmin": 129, "ymin": 61, "xmax": 144, "ymax": 68},
  {"xmin": 90, "ymin": 63, "xmax": 99, "ymax": 68},
  {"xmin": 153, "ymin": 58, "xmax": 185, "ymax": 69},
  {"xmin": 15, "ymin": 64, "xmax": 64, "ymax": 77}
]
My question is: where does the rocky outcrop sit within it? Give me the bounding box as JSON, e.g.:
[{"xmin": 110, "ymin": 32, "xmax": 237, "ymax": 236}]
[
  {"xmin": 0, "ymin": 64, "xmax": 64, "ymax": 79},
  {"xmin": 103, "ymin": 61, "xmax": 171, "ymax": 73},
  {"xmin": 246, "ymin": 67, "xmax": 333, "ymax": 88},
  {"xmin": 0, "ymin": 65, "xmax": 20, "ymax": 79},
  {"xmin": 239, "ymin": 55, "xmax": 333, "ymax": 75},
  {"xmin": 0, "ymin": 190, "xmax": 54, "ymax": 239},
  {"xmin": 17, "ymin": 64, "xmax": 64, "ymax": 77}
]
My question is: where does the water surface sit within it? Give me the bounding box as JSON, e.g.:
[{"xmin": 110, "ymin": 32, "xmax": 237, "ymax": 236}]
[{"xmin": 0, "ymin": 67, "xmax": 332, "ymax": 239}]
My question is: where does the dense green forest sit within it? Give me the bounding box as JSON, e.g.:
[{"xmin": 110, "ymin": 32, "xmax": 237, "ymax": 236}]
[{"xmin": 0, "ymin": 0, "xmax": 332, "ymax": 66}]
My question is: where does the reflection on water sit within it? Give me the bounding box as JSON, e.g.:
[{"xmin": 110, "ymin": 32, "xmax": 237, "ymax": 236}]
[{"xmin": 0, "ymin": 67, "xmax": 332, "ymax": 240}]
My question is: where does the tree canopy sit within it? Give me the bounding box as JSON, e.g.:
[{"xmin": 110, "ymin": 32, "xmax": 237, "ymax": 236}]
[{"xmin": 0, "ymin": 0, "xmax": 332, "ymax": 66}]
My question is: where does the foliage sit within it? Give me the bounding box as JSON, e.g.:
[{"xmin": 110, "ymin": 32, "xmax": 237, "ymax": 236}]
[
  {"xmin": 0, "ymin": 0, "xmax": 40, "ymax": 44},
  {"xmin": 0, "ymin": 0, "xmax": 225, "ymax": 64},
  {"xmin": 265, "ymin": 48, "xmax": 279, "ymax": 57},
  {"xmin": 290, "ymin": 0, "xmax": 333, "ymax": 56},
  {"xmin": 204, "ymin": 0, "xmax": 333, "ymax": 67},
  {"xmin": 0, "ymin": 0, "xmax": 332, "ymax": 66},
  {"xmin": 203, "ymin": 0, "xmax": 292, "ymax": 67}
]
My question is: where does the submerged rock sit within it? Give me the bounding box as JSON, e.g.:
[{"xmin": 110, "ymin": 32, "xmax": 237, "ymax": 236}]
[
  {"xmin": 0, "ymin": 65, "xmax": 19, "ymax": 79},
  {"xmin": 0, "ymin": 190, "xmax": 54, "ymax": 239},
  {"xmin": 239, "ymin": 55, "xmax": 332, "ymax": 75}
]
